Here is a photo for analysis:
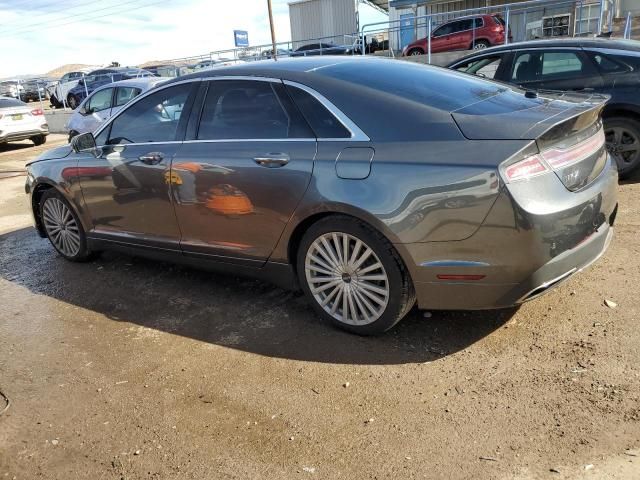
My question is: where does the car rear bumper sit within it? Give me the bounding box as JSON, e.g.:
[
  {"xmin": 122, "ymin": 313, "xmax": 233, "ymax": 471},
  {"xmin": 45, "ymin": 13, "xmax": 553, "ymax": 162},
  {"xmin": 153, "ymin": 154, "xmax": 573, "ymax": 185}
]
[
  {"xmin": 0, "ymin": 126, "xmax": 49, "ymax": 143},
  {"xmin": 400, "ymin": 155, "xmax": 618, "ymax": 310}
]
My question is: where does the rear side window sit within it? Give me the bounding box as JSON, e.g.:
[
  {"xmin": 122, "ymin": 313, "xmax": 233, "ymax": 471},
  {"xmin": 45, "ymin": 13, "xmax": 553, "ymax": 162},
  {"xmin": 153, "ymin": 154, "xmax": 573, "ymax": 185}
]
[
  {"xmin": 589, "ymin": 52, "xmax": 632, "ymax": 73},
  {"xmin": 286, "ymin": 85, "xmax": 351, "ymax": 139},
  {"xmin": 115, "ymin": 87, "xmax": 142, "ymax": 106},
  {"xmin": 196, "ymin": 80, "xmax": 313, "ymax": 140}
]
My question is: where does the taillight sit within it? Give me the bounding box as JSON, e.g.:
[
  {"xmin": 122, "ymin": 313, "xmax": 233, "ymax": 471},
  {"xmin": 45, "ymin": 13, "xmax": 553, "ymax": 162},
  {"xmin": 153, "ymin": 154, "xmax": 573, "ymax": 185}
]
[
  {"xmin": 540, "ymin": 129, "xmax": 605, "ymax": 169},
  {"xmin": 31, "ymin": 109, "xmax": 44, "ymax": 116},
  {"xmin": 503, "ymin": 155, "xmax": 549, "ymax": 182}
]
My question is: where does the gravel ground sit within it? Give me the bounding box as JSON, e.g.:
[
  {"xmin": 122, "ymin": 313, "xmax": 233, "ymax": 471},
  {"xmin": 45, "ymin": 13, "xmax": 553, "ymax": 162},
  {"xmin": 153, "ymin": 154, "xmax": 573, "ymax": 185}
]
[{"xmin": 0, "ymin": 137, "xmax": 639, "ymax": 479}]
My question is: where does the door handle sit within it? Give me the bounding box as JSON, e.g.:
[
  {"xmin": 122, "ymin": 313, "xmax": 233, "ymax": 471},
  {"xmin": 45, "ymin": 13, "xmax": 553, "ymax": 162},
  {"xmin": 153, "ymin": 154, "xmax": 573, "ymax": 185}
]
[
  {"xmin": 253, "ymin": 154, "xmax": 289, "ymax": 168},
  {"xmin": 139, "ymin": 152, "xmax": 164, "ymax": 165}
]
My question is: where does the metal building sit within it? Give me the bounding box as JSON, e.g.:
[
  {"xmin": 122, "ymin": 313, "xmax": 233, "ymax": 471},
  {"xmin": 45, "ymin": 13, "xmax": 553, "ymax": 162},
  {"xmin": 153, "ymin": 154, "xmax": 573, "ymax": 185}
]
[{"xmin": 288, "ymin": 0, "xmax": 360, "ymax": 48}]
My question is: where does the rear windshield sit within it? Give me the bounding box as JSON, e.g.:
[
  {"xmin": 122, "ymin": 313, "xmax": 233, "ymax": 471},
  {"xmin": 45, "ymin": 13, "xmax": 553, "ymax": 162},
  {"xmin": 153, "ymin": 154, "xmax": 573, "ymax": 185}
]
[
  {"xmin": 493, "ymin": 16, "xmax": 505, "ymax": 25},
  {"xmin": 318, "ymin": 59, "xmax": 506, "ymax": 112},
  {"xmin": 0, "ymin": 98, "xmax": 26, "ymax": 108}
]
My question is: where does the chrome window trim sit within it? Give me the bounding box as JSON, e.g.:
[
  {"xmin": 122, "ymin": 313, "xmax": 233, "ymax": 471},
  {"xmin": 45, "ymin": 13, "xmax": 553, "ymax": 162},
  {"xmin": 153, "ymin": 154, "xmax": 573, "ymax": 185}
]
[
  {"xmin": 92, "ymin": 75, "xmax": 370, "ymax": 147},
  {"xmin": 283, "ymin": 80, "xmax": 370, "ymax": 142}
]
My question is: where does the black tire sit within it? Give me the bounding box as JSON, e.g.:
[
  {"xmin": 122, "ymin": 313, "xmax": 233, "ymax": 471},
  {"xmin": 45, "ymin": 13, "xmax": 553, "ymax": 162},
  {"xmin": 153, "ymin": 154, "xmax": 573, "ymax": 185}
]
[
  {"xmin": 408, "ymin": 48, "xmax": 423, "ymax": 56},
  {"xmin": 471, "ymin": 39, "xmax": 490, "ymax": 50},
  {"xmin": 604, "ymin": 116, "xmax": 640, "ymax": 179},
  {"xmin": 296, "ymin": 215, "xmax": 416, "ymax": 335},
  {"xmin": 31, "ymin": 135, "xmax": 46, "ymax": 146},
  {"xmin": 67, "ymin": 93, "xmax": 79, "ymax": 110},
  {"xmin": 39, "ymin": 189, "xmax": 92, "ymax": 262}
]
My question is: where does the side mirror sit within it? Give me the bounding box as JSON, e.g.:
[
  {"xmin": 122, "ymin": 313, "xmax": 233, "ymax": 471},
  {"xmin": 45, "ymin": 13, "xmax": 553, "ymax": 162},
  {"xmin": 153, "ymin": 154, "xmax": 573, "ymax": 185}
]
[
  {"xmin": 71, "ymin": 132, "xmax": 96, "ymax": 152},
  {"xmin": 79, "ymin": 106, "xmax": 88, "ymax": 115}
]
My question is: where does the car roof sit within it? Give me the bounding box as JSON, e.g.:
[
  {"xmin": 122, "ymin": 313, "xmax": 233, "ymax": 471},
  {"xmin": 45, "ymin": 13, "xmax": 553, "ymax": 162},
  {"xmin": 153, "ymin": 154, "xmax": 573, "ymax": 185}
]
[
  {"xmin": 87, "ymin": 77, "xmax": 169, "ymax": 95},
  {"xmin": 457, "ymin": 37, "xmax": 640, "ymax": 57}
]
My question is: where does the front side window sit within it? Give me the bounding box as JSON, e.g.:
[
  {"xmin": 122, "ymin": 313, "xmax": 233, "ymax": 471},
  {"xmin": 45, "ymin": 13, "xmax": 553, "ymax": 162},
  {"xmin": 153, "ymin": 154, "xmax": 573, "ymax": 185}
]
[
  {"xmin": 86, "ymin": 88, "xmax": 113, "ymax": 113},
  {"xmin": 455, "ymin": 55, "xmax": 503, "ymax": 79},
  {"xmin": 107, "ymin": 82, "xmax": 192, "ymax": 144},
  {"xmin": 115, "ymin": 87, "xmax": 142, "ymax": 106},
  {"xmin": 286, "ymin": 85, "xmax": 351, "ymax": 139},
  {"xmin": 197, "ymin": 80, "xmax": 313, "ymax": 140},
  {"xmin": 511, "ymin": 52, "xmax": 539, "ymax": 82}
]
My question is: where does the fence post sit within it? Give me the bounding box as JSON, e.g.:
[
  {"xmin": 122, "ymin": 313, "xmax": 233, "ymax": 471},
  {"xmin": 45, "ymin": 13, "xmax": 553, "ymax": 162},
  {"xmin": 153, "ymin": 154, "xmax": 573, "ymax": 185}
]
[
  {"xmin": 577, "ymin": 0, "xmax": 583, "ymax": 35},
  {"xmin": 504, "ymin": 6, "xmax": 510, "ymax": 45},
  {"xmin": 83, "ymin": 74, "xmax": 89, "ymax": 100},
  {"xmin": 427, "ymin": 16, "xmax": 432, "ymax": 64},
  {"xmin": 597, "ymin": 0, "xmax": 604, "ymax": 34},
  {"xmin": 523, "ymin": 10, "xmax": 527, "ymax": 41}
]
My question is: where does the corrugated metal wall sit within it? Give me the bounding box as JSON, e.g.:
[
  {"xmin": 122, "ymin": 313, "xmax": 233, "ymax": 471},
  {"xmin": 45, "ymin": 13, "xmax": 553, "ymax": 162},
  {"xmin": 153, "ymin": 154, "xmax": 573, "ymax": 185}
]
[{"xmin": 289, "ymin": 0, "xmax": 358, "ymax": 48}]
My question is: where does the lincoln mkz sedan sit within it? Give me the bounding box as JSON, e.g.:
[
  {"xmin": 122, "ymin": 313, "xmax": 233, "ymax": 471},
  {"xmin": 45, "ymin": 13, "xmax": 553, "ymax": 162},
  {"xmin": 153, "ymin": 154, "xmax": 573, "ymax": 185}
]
[{"xmin": 25, "ymin": 57, "xmax": 618, "ymax": 334}]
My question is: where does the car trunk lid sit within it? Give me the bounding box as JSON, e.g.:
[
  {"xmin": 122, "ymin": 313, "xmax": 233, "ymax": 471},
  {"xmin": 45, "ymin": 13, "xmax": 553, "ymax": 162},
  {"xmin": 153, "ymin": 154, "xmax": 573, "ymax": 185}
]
[{"xmin": 452, "ymin": 89, "xmax": 609, "ymax": 191}]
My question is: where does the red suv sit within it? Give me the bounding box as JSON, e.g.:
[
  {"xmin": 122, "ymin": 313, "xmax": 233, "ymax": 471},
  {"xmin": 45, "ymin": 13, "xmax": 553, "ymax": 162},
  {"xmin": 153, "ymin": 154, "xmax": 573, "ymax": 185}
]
[{"xmin": 402, "ymin": 14, "xmax": 510, "ymax": 56}]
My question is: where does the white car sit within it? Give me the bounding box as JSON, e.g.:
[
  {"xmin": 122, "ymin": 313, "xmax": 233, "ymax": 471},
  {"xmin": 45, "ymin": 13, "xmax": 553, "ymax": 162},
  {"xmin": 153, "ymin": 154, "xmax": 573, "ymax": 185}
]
[
  {"xmin": 0, "ymin": 81, "xmax": 25, "ymax": 99},
  {"xmin": 0, "ymin": 96, "xmax": 48, "ymax": 146},
  {"xmin": 47, "ymin": 69, "xmax": 96, "ymax": 108},
  {"xmin": 66, "ymin": 77, "xmax": 167, "ymax": 141}
]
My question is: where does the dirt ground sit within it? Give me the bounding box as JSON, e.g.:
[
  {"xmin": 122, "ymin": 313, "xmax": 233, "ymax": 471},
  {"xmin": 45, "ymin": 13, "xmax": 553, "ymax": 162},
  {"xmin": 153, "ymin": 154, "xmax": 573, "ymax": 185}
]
[{"xmin": 0, "ymin": 136, "xmax": 638, "ymax": 480}]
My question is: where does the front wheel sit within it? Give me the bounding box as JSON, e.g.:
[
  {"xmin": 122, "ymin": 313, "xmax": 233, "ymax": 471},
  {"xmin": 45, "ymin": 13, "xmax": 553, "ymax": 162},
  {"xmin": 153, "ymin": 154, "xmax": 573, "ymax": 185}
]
[
  {"xmin": 40, "ymin": 189, "xmax": 92, "ymax": 261},
  {"xmin": 408, "ymin": 48, "xmax": 423, "ymax": 56},
  {"xmin": 604, "ymin": 117, "xmax": 640, "ymax": 179},
  {"xmin": 31, "ymin": 135, "xmax": 46, "ymax": 146},
  {"xmin": 297, "ymin": 216, "xmax": 415, "ymax": 335}
]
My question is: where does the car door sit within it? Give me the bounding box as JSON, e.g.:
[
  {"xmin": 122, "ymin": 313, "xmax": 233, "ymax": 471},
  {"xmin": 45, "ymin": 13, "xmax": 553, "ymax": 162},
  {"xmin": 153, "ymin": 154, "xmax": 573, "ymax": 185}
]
[
  {"xmin": 508, "ymin": 49, "xmax": 604, "ymax": 92},
  {"xmin": 78, "ymin": 81, "xmax": 198, "ymax": 250},
  {"xmin": 81, "ymin": 87, "xmax": 114, "ymax": 133},
  {"xmin": 171, "ymin": 78, "xmax": 317, "ymax": 266},
  {"xmin": 431, "ymin": 22, "xmax": 455, "ymax": 53}
]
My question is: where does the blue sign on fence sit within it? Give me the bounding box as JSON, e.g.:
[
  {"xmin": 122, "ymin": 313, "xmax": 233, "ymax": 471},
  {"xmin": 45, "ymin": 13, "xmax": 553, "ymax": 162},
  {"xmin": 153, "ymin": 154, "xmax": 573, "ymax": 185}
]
[{"xmin": 234, "ymin": 30, "xmax": 249, "ymax": 47}]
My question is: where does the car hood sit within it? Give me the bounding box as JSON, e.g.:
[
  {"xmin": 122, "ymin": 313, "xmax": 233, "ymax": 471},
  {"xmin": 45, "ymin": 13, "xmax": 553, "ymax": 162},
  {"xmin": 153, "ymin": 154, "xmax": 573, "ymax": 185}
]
[
  {"xmin": 27, "ymin": 144, "xmax": 73, "ymax": 165},
  {"xmin": 451, "ymin": 89, "xmax": 609, "ymax": 140}
]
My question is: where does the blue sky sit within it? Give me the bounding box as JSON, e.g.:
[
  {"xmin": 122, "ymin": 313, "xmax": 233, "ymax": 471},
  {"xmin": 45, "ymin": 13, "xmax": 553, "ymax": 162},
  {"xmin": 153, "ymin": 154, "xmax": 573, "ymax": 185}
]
[{"xmin": 0, "ymin": 0, "xmax": 388, "ymax": 77}]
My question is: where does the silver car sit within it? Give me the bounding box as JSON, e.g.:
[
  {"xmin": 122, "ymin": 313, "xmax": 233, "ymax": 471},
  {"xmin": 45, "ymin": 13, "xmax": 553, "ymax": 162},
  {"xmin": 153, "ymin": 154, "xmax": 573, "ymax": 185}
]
[{"xmin": 66, "ymin": 77, "xmax": 167, "ymax": 141}]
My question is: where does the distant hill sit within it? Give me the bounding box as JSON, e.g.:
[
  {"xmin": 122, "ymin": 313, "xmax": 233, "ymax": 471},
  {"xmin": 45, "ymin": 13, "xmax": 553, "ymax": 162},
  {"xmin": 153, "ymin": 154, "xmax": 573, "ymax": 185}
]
[{"xmin": 45, "ymin": 64, "xmax": 92, "ymax": 79}]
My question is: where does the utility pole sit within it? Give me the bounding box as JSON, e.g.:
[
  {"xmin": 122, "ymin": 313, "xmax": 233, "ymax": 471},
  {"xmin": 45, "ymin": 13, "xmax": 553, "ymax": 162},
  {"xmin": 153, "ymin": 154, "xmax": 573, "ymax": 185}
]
[{"xmin": 267, "ymin": 0, "xmax": 278, "ymax": 60}]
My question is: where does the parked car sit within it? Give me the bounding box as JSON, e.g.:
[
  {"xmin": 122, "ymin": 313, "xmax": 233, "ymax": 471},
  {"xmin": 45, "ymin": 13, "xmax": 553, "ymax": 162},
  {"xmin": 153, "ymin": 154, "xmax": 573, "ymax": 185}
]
[
  {"xmin": 290, "ymin": 43, "xmax": 354, "ymax": 56},
  {"xmin": 26, "ymin": 57, "xmax": 617, "ymax": 334},
  {"xmin": 20, "ymin": 78, "xmax": 52, "ymax": 102},
  {"xmin": 0, "ymin": 96, "xmax": 48, "ymax": 146},
  {"xmin": 448, "ymin": 37, "xmax": 640, "ymax": 178},
  {"xmin": 0, "ymin": 81, "xmax": 24, "ymax": 99},
  {"xmin": 65, "ymin": 68, "xmax": 154, "ymax": 109},
  {"xmin": 192, "ymin": 59, "xmax": 245, "ymax": 71},
  {"xmin": 261, "ymin": 48, "xmax": 293, "ymax": 59},
  {"xmin": 143, "ymin": 64, "xmax": 189, "ymax": 77},
  {"xmin": 402, "ymin": 14, "xmax": 510, "ymax": 56},
  {"xmin": 66, "ymin": 77, "xmax": 167, "ymax": 142},
  {"xmin": 47, "ymin": 70, "xmax": 92, "ymax": 108}
]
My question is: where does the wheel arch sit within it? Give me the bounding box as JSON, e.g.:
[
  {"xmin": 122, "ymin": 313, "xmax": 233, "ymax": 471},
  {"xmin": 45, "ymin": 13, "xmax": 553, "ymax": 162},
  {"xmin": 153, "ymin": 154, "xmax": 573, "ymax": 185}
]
[
  {"xmin": 30, "ymin": 181, "xmax": 82, "ymax": 238},
  {"xmin": 282, "ymin": 205, "xmax": 414, "ymax": 281},
  {"xmin": 602, "ymin": 103, "xmax": 640, "ymax": 121}
]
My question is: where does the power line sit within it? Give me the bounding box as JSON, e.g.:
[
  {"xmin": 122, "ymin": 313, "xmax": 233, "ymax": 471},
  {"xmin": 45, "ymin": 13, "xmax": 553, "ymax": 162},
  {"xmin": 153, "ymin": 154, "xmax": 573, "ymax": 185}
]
[
  {"xmin": 1, "ymin": 0, "xmax": 119, "ymax": 29},
  {"xmin": 0, "ymin": 0, "xmax": 178, "ymax": 36},
  {"xmin": 0, "ymin": 0, "xmax": 179, "ymax": 37}
]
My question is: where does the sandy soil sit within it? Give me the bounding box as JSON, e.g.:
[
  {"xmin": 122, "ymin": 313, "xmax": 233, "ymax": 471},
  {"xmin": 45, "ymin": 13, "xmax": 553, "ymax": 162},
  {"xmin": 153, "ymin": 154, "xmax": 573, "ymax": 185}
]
[{"xmin": 0, "ymin": 138, "xmax": 638, "ymax": 479}]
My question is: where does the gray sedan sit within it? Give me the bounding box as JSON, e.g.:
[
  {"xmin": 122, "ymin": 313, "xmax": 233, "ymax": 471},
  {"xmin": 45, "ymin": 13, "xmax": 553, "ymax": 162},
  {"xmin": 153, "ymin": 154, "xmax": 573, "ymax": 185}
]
[{"xmin": 24, "ymin": 57, "xmax": 617, "ymax": 334}]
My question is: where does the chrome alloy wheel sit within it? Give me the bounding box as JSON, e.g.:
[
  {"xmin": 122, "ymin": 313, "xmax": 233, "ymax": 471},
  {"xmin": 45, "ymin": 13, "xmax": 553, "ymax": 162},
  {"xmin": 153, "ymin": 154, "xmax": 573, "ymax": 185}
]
[
  {"xmin": 42, "ymin": 197, "xmax": 81, "ymax": 257},
  {"xmin": 304, "ymin": 232, "xmax": 389, "ymax": 326},
  {"xmin": 605, "ymin": 125, "xmax": 640, "ymax": 171}
]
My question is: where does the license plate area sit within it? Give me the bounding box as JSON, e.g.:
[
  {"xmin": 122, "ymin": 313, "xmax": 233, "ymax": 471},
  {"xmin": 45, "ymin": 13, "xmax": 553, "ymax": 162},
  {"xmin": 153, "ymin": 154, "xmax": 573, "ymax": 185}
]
[{"xmin": 12, "ymin": 114, "xmax": 23, "ymax": 121}]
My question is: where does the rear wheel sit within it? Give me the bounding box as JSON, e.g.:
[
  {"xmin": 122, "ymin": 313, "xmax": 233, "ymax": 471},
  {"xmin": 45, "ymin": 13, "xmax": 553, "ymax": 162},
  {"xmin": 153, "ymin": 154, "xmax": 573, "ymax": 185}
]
[
  {"xmin": 408, "ymin": 48, "xmax": 423, "ymax": 56},
  {"xmin": 472, "ymin": 40, "xmax": 490, "ymax": 50},
  {"xmin": 604, "ymin": 117, "xmax": 640, "ymax": 179},
  {"xmin": 31, "ymin": 135, "xmax": 46, "ymax": 146},
  {"xmin": 40, "ymin": 189, "xmax": 91, "ymax": 261},
  {"xmin": 297, "ymin": 216, "xmax": 415, "ymax": 335}
]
